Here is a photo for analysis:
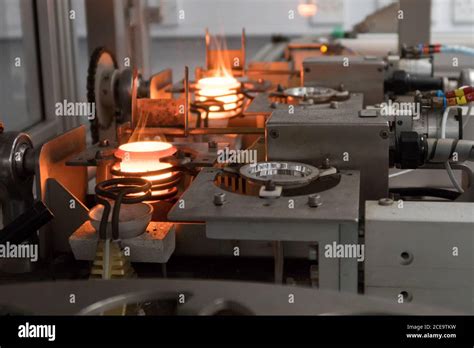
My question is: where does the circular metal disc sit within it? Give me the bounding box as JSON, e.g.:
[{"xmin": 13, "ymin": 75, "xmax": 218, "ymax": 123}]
[
  {"xmin": 283, "ymin": 86, "xmax": 337, "ymax": 100},
  {"xmin": 239, "ymin": 161, "xmax": 320, "ymax": 188}
]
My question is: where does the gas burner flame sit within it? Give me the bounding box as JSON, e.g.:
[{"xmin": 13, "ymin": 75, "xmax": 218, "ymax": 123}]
[{"xmin": 194, "ymin": 33, "xmax": 244, "ymax": 119}]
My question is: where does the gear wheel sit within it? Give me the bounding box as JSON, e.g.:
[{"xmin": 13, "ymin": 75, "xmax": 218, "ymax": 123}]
[{"xmin": 87, "ymin": 47, "xmax": 118, "ymax": 144}]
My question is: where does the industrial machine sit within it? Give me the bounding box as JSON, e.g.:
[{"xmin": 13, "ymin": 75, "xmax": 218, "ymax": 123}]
[{"xmin": 0, "ymin": 0, "xmax": 473, "ymax": 316}]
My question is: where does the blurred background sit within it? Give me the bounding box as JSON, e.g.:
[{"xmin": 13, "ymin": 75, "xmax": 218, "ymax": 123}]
[{"xmin": 1, "ymin": 0, "xmax": 473, "ymax": 141}]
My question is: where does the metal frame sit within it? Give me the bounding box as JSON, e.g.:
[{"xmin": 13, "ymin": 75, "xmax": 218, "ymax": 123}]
[
  {"xmin": 26, "ymin": 0, "xmax": 81, "ymax": 145},
  {"xmin": 35, "ymin": 125, "xmax": 88, "ymax": 258},
  {"xmin": 17, "ymin": 0, "xmax": 43, "ymax": 136},
  {"xmin": 398, "ymin": 0, "xmax": 431, "ymax": 53},
  {"xmin": 85, "ymin": 0, "xmax": 150, "ymax": 77},
  {"xmin": 0, "ymin": 0, "xmax": 44, "ymax": 138},
  {"xmin": 169, "ymin": 168, "xmax": 360, "ymax": 292},
  {"xmin": 85, "ymin": 0, "xmax": 128, "ymax": 61}
]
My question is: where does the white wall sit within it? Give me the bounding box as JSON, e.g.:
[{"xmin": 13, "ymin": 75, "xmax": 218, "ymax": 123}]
[
  {"xmin": 1, "ymin": 0, "xmax": 473, "ymax": 39},
  {"xmin": 148, "ymin": 0, "xmax": 366, "ymax": 37},
  {"xmin": 148, "ymin": 0, "xmax": 474, "ymax": 37},
  {"xmin": 0, "ymin": 0, "xmax": 23, "ymax": 37}
]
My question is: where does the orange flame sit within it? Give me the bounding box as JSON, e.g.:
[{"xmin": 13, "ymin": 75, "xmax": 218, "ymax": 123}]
[
  {"xmin": 207, "ymin": 34, "xmax": 234, "ymax": 78},
  {"xmin": 196, "ymin": 33, "xmax": 243, "ymax": 119}
]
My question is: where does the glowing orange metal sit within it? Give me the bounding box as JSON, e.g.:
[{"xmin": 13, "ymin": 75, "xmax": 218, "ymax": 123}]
[
  {"xmin": 114, "ymin": 141, "xmax": 177, "ymax": 194},
  {"xmin": 195, "ymin": 76, "xmax": 243, "ymax": 119}
]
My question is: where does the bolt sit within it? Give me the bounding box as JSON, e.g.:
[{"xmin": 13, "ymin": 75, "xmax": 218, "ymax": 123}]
[
  {"xmin": 330, "ymin": 101, "xmax": 339, "ymax": 109},
  {"xmin": 265, "ymin": 180, "xmax": 276, "ymax": 191},
  {"xmin": 269, "ymin": 129, "xmax": 279, "ymax": 139},
  {"xmin": 378, "ymin": 198, "xmax": 394, "ymax": 206},
  {"xmin": 214, "ymin": 192, "xmax": 226, "ymax": 206},
  {"xmin": 380, "ymin": 130, "xmax": 389, "ymax": 139},
  {"xmin": 308, "ymin": 194, "xmax": 322, "ymax": 207},
  {"xmin": 322, "ymin": 158, "xmax": 330, "ymax": 169}
]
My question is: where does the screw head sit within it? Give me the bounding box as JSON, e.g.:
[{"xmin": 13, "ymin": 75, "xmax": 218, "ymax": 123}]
[
  {"xmin": 213, "ymin": 192, "xmax": 226, "ymax": 206},
  {"xmin": 269, "ymin": 129, "xmax": 279, "ymax": 139},
  {"xmin": 308, "ymin": 194, "xmax": 322, "ymax": 207},
  {"xmin": 378, "ymin": 198, "xmax": 394, "ymax": 206},
  {"xmin": 380, "ymin": 130, "xmax": 389, "ymax": 139},
  {"xmin": 322, "ymin": 158, "xmax": 330, "ymax": 169}
]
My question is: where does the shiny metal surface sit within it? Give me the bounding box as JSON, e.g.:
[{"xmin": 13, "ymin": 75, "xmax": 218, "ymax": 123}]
[
  {"xmin": 283, "ymin": 86, "xmax": 346, "ymax": 104},
  {"xmin": 240, "ymin": 161, "xmax": 320, "ymax": 188},
  {"xmin": 0, "ymin": 132, "xmax": 34, "ymax": 225},
  {"xmin": 0, "ymin": 132, "xmax": 35, "ymax": 273},
  {"xmin": 169, "ymin": 167, "xmax": 359, "ymax": 224},
  {"xmin": 266, "ymin": 94, "xmax": 389, "ymax": 206}
]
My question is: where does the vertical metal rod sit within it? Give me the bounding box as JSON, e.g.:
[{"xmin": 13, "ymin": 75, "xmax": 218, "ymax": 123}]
[
  {"xmin": 131, "ymin": 69, "xmax": 139, "ymax": 130},
  {"xmin": 205, "ymin": 28, "xmax": 210, "ymax": 70},
  {"xmin": 241, "ymin": 28, "xmax": 246, "ymax": 71},
  {"xmin": 184, "ymin": 66, "xmax": 189, "ymax": 137},
  {"xmin": 104, "ymin": 239, "xmax": 111, "ymax": 279}
]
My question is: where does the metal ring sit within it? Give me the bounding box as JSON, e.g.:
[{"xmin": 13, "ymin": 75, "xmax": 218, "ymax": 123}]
[{"xmin": 239, "ymin": 161, "xmax": 320, "ymax": 188}]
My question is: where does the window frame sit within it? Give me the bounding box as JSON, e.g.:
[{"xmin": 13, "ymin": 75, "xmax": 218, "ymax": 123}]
[{"xmin": 21, "ymin": 0, "xmax": 81, "ymax": 145}]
